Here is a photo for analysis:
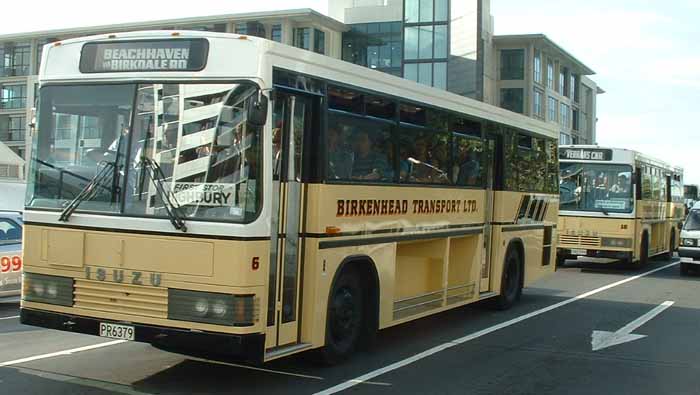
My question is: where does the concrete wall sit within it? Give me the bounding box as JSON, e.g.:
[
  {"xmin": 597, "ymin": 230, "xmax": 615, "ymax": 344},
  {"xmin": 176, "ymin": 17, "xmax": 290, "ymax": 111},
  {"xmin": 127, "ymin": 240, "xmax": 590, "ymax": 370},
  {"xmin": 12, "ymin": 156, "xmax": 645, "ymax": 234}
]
[{"xmin": 329, "ymin": 0, "xmax": 404, "ymax": 24}]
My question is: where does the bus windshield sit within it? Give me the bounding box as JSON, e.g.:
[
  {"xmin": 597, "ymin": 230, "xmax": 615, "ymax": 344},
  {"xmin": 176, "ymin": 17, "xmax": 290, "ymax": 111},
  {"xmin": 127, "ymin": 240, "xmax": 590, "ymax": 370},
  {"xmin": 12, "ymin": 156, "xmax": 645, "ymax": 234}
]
[
  {"xmin": 26, "ymin": 82, "xmax": 263, "ymax": 223},
  {"xmin": 559, "ymin": 162, "xmax": 633, "ymax": 214}
]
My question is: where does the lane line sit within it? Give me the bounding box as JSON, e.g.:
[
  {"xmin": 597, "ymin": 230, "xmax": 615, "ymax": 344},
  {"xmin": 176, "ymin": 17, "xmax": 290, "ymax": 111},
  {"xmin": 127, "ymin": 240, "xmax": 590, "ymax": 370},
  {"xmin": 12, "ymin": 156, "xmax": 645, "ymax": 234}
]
[
  {"xmin": 0, "ymin": 315, "xmax": 19, "ymax": 320},
  {"xmin": 186, "ymin": 356, "xmax": 325, "ymax": 380},
  {"xmin": 0, "ymin": 340, "xmax": 126, "ymax": 368},
  {"xmin": 315, "ymin": 261, "xmax": 679, "ymax": 395}
]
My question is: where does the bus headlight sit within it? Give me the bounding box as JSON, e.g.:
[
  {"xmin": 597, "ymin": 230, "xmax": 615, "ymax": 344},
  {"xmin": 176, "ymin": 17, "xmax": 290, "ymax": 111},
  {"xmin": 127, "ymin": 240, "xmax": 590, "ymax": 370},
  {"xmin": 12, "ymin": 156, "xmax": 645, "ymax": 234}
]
[
  {"xmin": 682, "ymin": 238, "xmax": 697, "ymax": 247},
  {"xmin": 601, "ymin": 237, "xmax": 632, "ymax": 248},
  {"xmin": 168, "ymin": 289, "xmax": 258, "ymax": 326},
  {"xmin": 23, "ymin": 273, "xmax": 74, "ymax": 306}
]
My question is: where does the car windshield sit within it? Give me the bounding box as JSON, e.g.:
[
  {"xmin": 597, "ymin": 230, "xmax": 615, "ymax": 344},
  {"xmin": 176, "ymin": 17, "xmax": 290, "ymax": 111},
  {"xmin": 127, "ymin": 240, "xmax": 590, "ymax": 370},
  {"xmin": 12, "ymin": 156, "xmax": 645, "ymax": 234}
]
[
  {"xmin": 26, "ymin": 82, "xmax": 263, "ymax": 223},
  {"xmin": 0, "ymin": 218, "xmax": 22, "ymax": 246},
  {"xmin": 685, "ymin": 210, "xmax": 700, "ymax": 231},
  {"xmin": 559, "ymin": 162, "xmax": 634, "ymax": 214}
]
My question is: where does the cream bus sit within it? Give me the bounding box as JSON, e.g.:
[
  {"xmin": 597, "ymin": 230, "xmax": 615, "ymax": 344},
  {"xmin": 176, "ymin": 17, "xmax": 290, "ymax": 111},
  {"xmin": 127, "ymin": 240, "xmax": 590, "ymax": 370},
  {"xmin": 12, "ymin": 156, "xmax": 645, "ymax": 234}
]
[
  {"xmin": 558, "ymin": 146, "xmax": 683, "ymax": 266},
  {"xmin": 21, "ymin": 30, "xmax": 559, "ymax": 364}
]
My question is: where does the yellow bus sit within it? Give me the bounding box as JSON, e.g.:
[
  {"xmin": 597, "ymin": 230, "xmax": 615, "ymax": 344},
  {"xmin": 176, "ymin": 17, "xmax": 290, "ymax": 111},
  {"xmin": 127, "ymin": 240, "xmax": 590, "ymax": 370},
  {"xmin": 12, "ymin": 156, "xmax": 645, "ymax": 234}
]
[
  {"xmin": 21, "ymin": 30, "xmax": 559, "ymax": 364},
  {"xmin": 558, "ymin": 145, "xmax": 683, "ymax": 266}
]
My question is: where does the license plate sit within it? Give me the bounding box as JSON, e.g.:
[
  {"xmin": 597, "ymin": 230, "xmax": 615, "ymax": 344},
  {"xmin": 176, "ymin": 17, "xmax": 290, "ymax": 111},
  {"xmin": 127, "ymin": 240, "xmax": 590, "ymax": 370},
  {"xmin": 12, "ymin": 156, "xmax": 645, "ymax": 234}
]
[
  {"xmin": 570, "ymin": 249, "xmax": 587, "ymax": 256},
  {"xmin": 99, "ymin": 322, "xmax": 135, "ymax": 341}
]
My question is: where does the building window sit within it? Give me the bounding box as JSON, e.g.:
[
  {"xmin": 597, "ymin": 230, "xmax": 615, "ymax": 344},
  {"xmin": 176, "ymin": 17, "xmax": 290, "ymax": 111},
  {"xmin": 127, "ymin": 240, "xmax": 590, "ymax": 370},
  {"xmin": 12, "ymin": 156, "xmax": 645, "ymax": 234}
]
[
  {"xmin": 271, "ymin": 25, "xmax": 282, "ymax": 42},
  {"xmin": 294, "ymin": 27, "xmax": 311, "ymax": 50},
  {"xmin": 500, "ymin": 88, "xmax": 524, "ymax": 114},
  {"xmin": 500, "ymin": 49, "xmax": 524, "ymax": 80},
  {"xmin": 235, "ymin": 22, "xmax": 266, "ymax": 38},
  {"xmin": 343, "ymin": 22, "xmax": 402, "ymax": 76},
  {"xmin": 402, "ymin": 0, "xmax": 449, "ymax": 90},
  {"xmin": 1, "ymin": 43, "xmax": 31, "ymax": 77},
  {"xmin": 560, "ymin": 133, "xmax": 571, "ymax": 145},
  {"xmin": 534, "ymin": 50, "xmax": 542, "ymax": 84},
  {"xmin": 548, "ymin": 96, "xmax": 557, "ymax": 122},
  {"xmin": 572, "ymin": 108, "xmax": 580, "ymax": 131},
  {"xmin": 314, "ymin": 29, "xmax": 326, "ymax": 54},
  {"xmin": 571, "ymin": 73, "xmax": 580, "ymax": 103},
  {"xmin": 0, "ymin": 84, "xmax": 26, "ymax": 109},
  {"xmin": 560, "ymin": 103, "xmax": 570, "ymax": 128},
  {"xmin": 404, "ymin": 61, "xmax": 447, "ymax": 89},
  {"xmin": 547, "ymin": 61, "xmax": 554, "ymax": 89},
  {"xmin": 533, "ymin": 89, "xmax": 544, "ymax": 118},
  {"xmin": 559, "ymin": 67, "xmax": 568, "ymax": 96},
  {"xmin": 0, "ymin": 115, "xmax": 25, "ymax": 143}
]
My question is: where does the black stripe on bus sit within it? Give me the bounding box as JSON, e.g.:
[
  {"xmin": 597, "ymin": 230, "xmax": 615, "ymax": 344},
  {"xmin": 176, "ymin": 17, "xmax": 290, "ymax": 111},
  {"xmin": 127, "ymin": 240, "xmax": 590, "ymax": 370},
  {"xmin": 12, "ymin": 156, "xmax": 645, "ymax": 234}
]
[
  {"xmin": 304, "ymin": 223, "xmax": 485, "ymax": 239},
  {"xmin": 318, "ymin": 228, "xmax": 484, "ymax": 249},
  {"xmin": 501, "ymin": 224, "xmax": 546, "ymax": 232},
  {"xmin": 22, "ymin": 221, "xmax": 271, "ymax": 242}
]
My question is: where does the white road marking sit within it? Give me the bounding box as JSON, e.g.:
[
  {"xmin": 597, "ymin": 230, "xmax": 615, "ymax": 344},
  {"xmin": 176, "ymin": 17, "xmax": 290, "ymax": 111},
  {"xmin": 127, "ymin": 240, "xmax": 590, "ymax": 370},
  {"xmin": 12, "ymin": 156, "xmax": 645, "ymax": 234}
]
[
  {"xmin": 186, "ymin": 356, "xmax": 325, "ymax": 380},
  {"xmin": 314, "ymin": 261, "xmax": 679, "ymax": 395},
  {"xmin": 0, "ymin": 315, "xmax": 19, "ymax": 320},
  {"xmin": 591, "ymin": 300, "xmax": 674, "ymax": 351},
  {"xmin": 0, "ymin": 340, "xmax": 126, "ymax": 368}
]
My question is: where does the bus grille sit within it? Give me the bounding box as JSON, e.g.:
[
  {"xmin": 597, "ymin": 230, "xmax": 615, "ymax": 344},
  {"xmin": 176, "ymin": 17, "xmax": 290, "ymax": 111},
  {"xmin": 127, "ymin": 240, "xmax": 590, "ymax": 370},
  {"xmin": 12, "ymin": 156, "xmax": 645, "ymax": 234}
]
[
  {"xmin": 559, "ymin": 235, "xmax": 601, "ymax": 247},
  {"xmin": 73, "ymin": 279, "xmax": 167, "ymax": 319}
]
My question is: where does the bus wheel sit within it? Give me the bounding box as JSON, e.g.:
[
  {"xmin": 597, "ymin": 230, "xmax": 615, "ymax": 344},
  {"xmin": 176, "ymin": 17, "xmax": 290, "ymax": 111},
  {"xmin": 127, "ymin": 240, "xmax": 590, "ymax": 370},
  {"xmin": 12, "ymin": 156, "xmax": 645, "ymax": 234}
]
[
  {"xmin": 491, "ymin": 247, "xmax": 523, "ymax": 310},
  {"xmin": 663, "ymin": 232, "xmax": 675, "ymax": 261},
  {"xmin": 639, "ymin": 234, "xmax": 649, "ymax": 266},
  {"xmin": 319, "ymin": 269, "xmax": 364, "ymax": 365}
]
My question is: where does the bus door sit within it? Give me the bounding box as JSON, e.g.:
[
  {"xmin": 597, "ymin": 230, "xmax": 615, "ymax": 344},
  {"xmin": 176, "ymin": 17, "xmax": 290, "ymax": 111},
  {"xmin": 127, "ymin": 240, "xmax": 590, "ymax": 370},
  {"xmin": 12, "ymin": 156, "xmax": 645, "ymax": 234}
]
[
  {"xmin": 480, "ymin": 132, "xmax": 502, "ymax": 292},
  {"xmin": 266, "ymin": 90, "xmax": 313, "ymax": 349}
]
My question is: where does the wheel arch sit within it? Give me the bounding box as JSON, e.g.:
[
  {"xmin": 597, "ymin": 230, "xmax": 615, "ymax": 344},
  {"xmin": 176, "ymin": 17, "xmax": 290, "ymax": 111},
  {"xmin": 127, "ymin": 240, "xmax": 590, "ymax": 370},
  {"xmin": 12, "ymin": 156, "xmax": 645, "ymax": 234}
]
[{"xmin": 325, "ymin": 254, "xmax": 380, "ymax": 345}]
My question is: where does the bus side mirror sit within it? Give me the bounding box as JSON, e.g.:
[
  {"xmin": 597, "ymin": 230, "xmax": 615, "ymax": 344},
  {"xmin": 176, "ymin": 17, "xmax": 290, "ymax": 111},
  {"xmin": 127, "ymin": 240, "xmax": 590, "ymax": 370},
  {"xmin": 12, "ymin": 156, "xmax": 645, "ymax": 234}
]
[{"xmin": 247, "ymin": 93, "xmax": 268, "ymax": 127}]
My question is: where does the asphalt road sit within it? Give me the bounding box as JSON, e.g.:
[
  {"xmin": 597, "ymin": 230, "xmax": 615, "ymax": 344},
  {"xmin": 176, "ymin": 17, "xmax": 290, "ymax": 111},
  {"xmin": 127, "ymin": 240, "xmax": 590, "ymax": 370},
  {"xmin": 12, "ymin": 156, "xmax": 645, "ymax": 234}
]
[{"xmin": 2, "ymin": 256, "xmax": 699, "ymax": 395}]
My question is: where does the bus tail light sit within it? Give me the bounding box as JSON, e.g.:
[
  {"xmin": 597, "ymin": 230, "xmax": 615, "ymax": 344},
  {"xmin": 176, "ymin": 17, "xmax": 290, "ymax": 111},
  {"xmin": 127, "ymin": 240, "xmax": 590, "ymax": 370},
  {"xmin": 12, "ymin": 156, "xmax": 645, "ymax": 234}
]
[{"xmin": 23, "ymin": 273, "xmax": 74, "ymax": 306}]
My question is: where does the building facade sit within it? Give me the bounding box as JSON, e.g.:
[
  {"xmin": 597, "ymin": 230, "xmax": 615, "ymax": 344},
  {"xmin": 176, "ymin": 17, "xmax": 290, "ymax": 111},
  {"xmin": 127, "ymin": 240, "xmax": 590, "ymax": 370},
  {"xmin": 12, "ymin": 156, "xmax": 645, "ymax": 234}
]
[
  {"xmin": 330, "ymin": 0, "xmax": 602, "ymax": 145},
  {"xmin": 1, "ymin": 2, "xmax": 602, "ymax": 171},
  {"xmin": 0, "ymin": 9, "xmax": 347, "ymax": 166}
]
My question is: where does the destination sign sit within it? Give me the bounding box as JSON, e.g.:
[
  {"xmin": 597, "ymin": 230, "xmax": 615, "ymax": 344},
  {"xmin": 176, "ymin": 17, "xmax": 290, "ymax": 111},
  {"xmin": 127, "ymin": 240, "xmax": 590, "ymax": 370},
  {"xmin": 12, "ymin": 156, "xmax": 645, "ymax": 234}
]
[
  {"xmin": 80, "ymin": 39, "xmax": 208, "ymax": 73},
  {"xmin": 559, "ymin": 148, "xmax": 613, "ymax": 161}
]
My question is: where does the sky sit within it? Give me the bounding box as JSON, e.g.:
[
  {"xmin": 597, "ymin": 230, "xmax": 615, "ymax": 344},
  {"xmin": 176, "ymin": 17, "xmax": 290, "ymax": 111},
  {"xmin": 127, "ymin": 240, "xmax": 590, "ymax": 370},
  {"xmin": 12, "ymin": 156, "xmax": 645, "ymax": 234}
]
[{"xmin": 2, "ymin": 1, "xmax": 698, "ymax": 184}]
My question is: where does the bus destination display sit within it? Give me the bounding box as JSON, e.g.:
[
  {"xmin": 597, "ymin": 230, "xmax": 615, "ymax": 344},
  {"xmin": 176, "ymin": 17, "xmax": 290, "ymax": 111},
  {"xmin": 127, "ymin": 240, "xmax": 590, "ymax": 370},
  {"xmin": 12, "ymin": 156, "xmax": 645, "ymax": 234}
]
[
  {"xmin": 80, "ymin": 39, "xmax": 208, "ymax": 73},
  {"xmin": 559, "ymin": 148, "xmax": 613, "ymax": 161}
]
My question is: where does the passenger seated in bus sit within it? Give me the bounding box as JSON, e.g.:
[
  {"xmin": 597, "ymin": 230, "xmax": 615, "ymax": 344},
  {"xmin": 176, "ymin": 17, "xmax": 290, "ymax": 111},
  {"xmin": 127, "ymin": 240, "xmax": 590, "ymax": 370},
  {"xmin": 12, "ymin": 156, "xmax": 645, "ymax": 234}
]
[
  {"xmin": 430, "ymin": 142, "xmax": 450, "ymax": 184},
  {"xmin": 609, "ymin": 174, "xmax": 629, "ymax": 195},
  {"xmin": 456, "ymin": 150, "xmax": 481, "ymax": 186},
  {"xmin": 351, "ymin": 131, "xmax": 389, "ymax": 181},
  {"xmin": 408, "ymin": 137, "xmax": 446, "ymax": 183},
  {"xmin": 327, "ymin": 126, "xmax": 353, "ymax": 180}
]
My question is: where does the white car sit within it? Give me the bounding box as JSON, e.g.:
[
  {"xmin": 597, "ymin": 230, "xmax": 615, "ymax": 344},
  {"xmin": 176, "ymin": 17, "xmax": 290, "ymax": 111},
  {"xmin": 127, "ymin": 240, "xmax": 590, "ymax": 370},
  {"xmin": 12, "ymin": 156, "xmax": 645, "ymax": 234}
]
[
  {"xmin": 0, "ymin": 211, "xmax": 22, "ymax": 300},
  {"xmin": 680, "ymin": 202, "xmax": 700, "ymax": 275}
]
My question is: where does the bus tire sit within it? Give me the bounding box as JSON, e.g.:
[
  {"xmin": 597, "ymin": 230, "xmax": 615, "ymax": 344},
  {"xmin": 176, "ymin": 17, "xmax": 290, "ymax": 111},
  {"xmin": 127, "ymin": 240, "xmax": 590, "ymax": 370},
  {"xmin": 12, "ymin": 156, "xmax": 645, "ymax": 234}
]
[
  {"xmin": 663, "ymin": 231, "xmax": 675, "ymax": 261},
  {"xmin": 556, "ymin": 255, "xmax": 566, "ymax": 267},
  {"xmin": 490, "ymin": 246, "xmax": 523, "ymax": 311},
  {"xmin": 318, "ymin": 268, "xmax": 364, "ymax": 365},
  {"xmin": 680, "ymin": 262, "xmax": 691, "ymax": 276},
  {"xmin": 639, "ymin": 234, "xmax": 649, "ymax": 266}
]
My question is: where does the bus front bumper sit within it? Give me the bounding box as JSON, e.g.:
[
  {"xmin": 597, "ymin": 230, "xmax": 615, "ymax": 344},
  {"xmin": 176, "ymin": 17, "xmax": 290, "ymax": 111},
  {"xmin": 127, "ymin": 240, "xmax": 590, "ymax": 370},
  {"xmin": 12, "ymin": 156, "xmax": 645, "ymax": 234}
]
[
  {"xmin": 20, "ymin": 308, "xmax": 265, "ymax": 364},
  {"xmin": 558, "ymin": 248, "xmax": 633, "ymax": 262}
]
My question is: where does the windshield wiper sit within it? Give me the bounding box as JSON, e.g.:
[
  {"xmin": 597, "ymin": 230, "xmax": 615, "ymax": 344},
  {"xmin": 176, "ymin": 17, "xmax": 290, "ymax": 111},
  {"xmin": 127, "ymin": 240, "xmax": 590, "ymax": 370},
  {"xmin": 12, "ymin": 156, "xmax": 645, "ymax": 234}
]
[
  {"xmin": 59, "ymin": 161, "xmax": 117, "ymax": 222},
  {"xmin": 140, "ymin": 157, "xmax": 187, "ymax": 232}
]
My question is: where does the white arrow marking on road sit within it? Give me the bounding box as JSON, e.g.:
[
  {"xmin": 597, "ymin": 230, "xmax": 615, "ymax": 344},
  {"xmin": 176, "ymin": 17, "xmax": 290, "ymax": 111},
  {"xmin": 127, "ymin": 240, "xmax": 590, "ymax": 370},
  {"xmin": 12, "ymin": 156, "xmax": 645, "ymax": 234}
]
[{"xmin": 591, "ymin": 300, "xmax": 674, "ymax": 351}]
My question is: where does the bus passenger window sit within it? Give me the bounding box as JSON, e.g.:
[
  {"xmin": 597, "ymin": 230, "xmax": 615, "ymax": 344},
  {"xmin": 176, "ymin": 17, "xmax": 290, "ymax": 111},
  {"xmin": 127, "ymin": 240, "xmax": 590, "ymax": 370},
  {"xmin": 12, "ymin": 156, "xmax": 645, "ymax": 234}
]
[
  {"xmin": 351, "ymin": 130, "xmax": 391, "ymax": 181},
  {"xmin": 453, "ymin": 135, "xmax": 483, "ymax": 187},
  {"xmin": 326, "ymin": 112, "xmax": 392, "ymax": 183}
]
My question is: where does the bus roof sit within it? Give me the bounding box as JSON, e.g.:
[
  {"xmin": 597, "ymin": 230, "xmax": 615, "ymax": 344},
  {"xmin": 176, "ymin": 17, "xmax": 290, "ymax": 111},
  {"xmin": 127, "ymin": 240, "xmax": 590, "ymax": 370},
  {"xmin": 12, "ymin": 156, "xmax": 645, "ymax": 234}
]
[
  {"xmin": 559, "ymin": 144, "xmax": 678, "ymax": 171},
  {"xmin": 39, "ymin": 30, "xmax": 559, "ymax": 141}
]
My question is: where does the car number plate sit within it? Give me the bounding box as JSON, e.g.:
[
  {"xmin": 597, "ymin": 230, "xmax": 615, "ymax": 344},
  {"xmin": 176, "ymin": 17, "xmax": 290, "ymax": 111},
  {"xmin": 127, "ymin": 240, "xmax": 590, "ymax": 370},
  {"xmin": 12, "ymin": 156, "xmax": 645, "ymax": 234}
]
[
  {"xmin": 99, "ymin": 322, "xmax": 135, "ymax": 341},
  {"xmin": 570, "ymin": 249, "xmax": 587, "ymax": 256}
]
